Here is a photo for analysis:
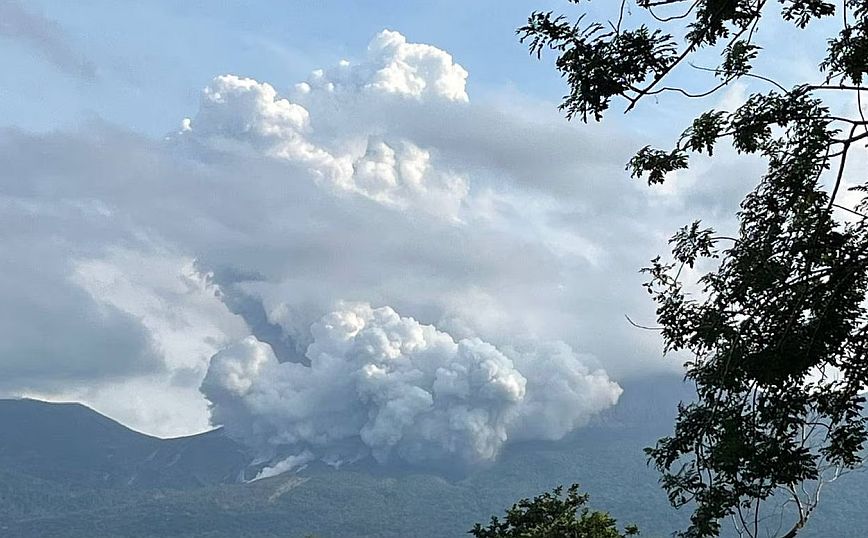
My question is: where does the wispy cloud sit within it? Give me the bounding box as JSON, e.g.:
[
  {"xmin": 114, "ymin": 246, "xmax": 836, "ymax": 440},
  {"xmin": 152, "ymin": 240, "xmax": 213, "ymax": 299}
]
[{"xmin": 0, "ymin": 0, "xmax": 95, "ymax": 79}]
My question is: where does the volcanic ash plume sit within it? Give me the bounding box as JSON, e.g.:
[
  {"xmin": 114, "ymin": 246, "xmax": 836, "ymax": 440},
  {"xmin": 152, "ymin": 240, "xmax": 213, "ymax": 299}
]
[{"xmin": 201, "ymin": 303, "xmax": 621, "ymax": 470}]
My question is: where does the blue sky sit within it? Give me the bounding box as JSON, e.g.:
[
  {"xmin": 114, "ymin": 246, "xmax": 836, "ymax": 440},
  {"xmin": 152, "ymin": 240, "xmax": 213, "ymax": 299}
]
[
  {"xmin": 2, "ymin": 1, "xmax": 574, "ymax": 135},
  {"xmin": 3, "ymin": 1, "xmax": 834, "ymax": 140}
]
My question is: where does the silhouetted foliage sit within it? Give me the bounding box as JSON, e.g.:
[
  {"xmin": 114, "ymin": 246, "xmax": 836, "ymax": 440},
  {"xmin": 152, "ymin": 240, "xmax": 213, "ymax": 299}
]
[
  {"xmin": 469, "ymin": 484, "xmax": 639, "ymax": 538},
  {"xmin": 521, "ymin": 1, "xmax": 868, "ymax": 537}
]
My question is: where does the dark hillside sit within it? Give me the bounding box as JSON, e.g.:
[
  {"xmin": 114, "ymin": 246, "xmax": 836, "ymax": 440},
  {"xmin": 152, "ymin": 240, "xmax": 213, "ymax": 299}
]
[
  {"xmin": 0, "ymin": 399, "xmax": 247, "ymax": 489},
  {"xmin": 0, "ymin": 383, "xmax": 865, "ymax": 537}
]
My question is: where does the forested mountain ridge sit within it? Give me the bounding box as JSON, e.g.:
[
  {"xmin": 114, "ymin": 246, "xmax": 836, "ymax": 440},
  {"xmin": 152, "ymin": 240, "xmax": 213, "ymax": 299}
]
[{"xmin": 0, "ymin": 378, "xmax": 865, "ymax": 537}]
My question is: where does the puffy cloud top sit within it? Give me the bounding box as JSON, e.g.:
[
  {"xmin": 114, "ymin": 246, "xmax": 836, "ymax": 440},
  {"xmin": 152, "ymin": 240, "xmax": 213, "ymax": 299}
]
[
  {"xmin": 350, "ymin": 139, "xmax": 468, "ymax": 211},
  {"xmin": 180, "ymin": 74, "xmax": 347, "ymax": 182},
  {"xmin": 306, "ymin": 30, "xmax": 469, "ymax": 102},
  {"xmin": 201, "ymin": 75, "xmax": 311, "ymax": 137},
  {"xmin": 201, "ymin": 303, "xmax": 621, "ymax": 469},
  {"xmin": 364, "ymin": 29, "xmax": 469, "ymax": 102},
  {"xmin": 177, "ymin": 34, "xmax": 471, "ymax": 217}
]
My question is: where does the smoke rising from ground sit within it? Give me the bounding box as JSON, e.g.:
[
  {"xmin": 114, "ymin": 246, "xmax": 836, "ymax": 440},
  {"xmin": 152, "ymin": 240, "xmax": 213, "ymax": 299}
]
[
  {"xmin": 0, "ymin": 27, "xmax": 735, "ymax": 437},
  {"xmin": 201, "ymin": 303, "xmax": 621, "ymax": 470}
]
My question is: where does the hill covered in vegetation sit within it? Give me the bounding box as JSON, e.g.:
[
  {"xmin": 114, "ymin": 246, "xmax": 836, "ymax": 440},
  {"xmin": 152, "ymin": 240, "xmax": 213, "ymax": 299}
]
[{"xmin": 1, "ymin": 378, "xmax": 865, "ymax": 537}]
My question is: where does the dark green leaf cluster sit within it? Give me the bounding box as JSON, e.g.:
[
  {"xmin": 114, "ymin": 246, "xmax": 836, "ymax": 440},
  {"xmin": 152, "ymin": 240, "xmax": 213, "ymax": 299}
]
[
  {"xmin": 719, "ymin": 40, "xmax": 761, "ymax": 78},
  {"xmin": 682, "ymin": 111, "xmax": 728, "ymax": 155},
  {"xmin": 683, "ymin": 0, "xmax": 759, "ymax": 46},
  {"xmin": 469, "ymin": 484, "xmax": 639, "ymax": 538},
  {"xmin": 523, "ymin": 1, "xmax": 868, "ymax": 537},
  {"xmin": 781, "ymin": 0, "xmax": 836, "ymax": 28},
  {"xmin": 628, "ymin": 146, "xmax": 689, "ymax": 184},
  {"xmin": 632, "ymin": 89, "xmax": 833, "ymax": 184},
  {"xmin": 519, "ymin": 13, "xmax": 677, "ymax": 121},
  {"xmin": 519, "ymin": 0, "xmax": 850, "ymax": 126},
  {"xmin": 670, "ymin": 221, "xmax": 720, "ymax": 268},
  {"xmin": 643, "ymin": 110, "xmax": 868, "ymax": 534},
  {"xmin": 821, "ymin": 1, "xmax": 868, "ymax": 84},
  {"xmin": 635, "ymin": 85, "xmax": 868, "ymax": 538}
]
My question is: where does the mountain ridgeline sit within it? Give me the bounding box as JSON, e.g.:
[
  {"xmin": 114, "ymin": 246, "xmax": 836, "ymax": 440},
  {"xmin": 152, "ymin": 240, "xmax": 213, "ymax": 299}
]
[
  {"xmin": 1, "ymin": 377, "xmax": 865, "ymax": 537},
  {"xmin": 0, "ymin": 399, "xmax": 248, "ymax": 489}
]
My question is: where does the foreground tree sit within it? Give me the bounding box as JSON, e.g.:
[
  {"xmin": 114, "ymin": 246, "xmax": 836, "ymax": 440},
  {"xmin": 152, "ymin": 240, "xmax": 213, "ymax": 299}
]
[
  {"xmin": 521, "ymin": 1, "xmax": 868, "ymax": 537},
  {"xmin": 469, "ymin": 484, "xmax": 639, "ymax": 538}
]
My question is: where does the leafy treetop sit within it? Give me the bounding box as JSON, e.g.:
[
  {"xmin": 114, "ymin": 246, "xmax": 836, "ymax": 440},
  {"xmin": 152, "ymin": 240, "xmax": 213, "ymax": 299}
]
[
  {"xmin": 469, "ymin": 484, "xmax": 639, "ymax": 538},
  {"xmin": 521, "ymin": 1, "xmax": 868, "ymax": 537}
]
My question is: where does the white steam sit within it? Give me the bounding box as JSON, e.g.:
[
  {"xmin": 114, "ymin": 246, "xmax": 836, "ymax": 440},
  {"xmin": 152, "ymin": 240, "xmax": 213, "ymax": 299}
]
[
  {"xmin": 201, "ymin": 303, "xmax": 622, "ymax": 468},
  {"xmin": 252, "ymin": 451, "xmax": 315, "ymax": 481},
  {"xmin": 175, "ymin": 30, "xmax": 470, "ymax": 216},
  {"xmin": 3, "ymin": 27, "xmax": 680, "ymax": 439}
]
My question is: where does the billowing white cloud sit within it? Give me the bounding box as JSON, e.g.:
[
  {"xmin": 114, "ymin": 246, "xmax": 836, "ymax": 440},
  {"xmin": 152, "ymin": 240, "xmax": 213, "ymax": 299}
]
[
  {"xmin": 177, "ymin": 64, "xmax": 469, "ymax": 216},
  {"xmin": 0, "ymin": 28, "xmax": 731, "ymax": 441},
  {"xmin": 201, "ymin": 303, "xmax": 621, "ymax": 467},
  {"xmin": 351, "ymin": 139, "xmax": 468, "ymax": 212},
  {"xmin": 305, "ymin": 29, "xmax": 469, "ymax": 102},
  {"xmin": 179, "ymin": 74, "xmax": 346, "ymax": 179}
]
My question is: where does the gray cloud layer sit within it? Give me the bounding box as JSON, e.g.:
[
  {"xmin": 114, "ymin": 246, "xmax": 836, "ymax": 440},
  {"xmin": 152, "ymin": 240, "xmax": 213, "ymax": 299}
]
[{"xmin": 0, "ymin": 31, "xmax": 759, "ymax": 445}]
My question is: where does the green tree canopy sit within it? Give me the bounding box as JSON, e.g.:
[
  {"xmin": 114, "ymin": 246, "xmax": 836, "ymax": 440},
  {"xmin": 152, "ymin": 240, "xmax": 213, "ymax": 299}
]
[
  {"xmin": 521, "ymin": 1, "xmax": 868, "ymax": 537},
  {"xmin": 469, "ymin": 484, "xmax": 639, "ymax": 538}
]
